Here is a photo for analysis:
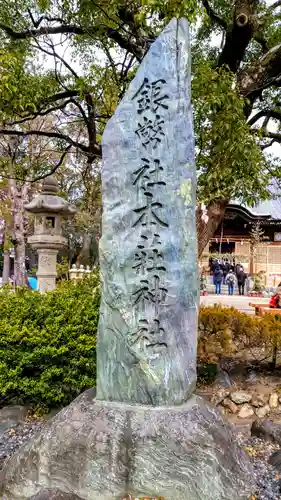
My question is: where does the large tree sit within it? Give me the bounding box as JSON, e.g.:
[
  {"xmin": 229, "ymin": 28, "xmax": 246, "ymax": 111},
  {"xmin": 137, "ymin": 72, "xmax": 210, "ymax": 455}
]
[{"xmin": 0, "ymin": 0, "xmax": 281, "ymax": 255}]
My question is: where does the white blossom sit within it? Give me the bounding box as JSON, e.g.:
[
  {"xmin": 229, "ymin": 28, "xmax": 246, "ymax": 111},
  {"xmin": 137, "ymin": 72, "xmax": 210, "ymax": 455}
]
[{"xmin": 200, "ymin": 203, "xmax": 209, "ymax": 224}]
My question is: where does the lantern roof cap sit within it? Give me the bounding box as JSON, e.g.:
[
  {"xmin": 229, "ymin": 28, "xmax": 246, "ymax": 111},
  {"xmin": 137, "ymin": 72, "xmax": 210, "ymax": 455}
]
[
  {"xmin": 24, "ymin": 175, "xmax": 76, "ymax": 216},
  {"xmin": 41, "ymin": 175, "xmax": 59, "ymax": 195}
]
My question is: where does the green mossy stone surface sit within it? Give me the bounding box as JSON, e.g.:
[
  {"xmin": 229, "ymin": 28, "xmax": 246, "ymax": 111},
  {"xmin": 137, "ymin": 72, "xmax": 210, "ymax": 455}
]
[
  {"xmin": 1, "ymin": 391, "xmax": 253, "ymax": 500},
  {"xmin": 98, "ymin": 18, "xmax": 198, "ymax": 406}
]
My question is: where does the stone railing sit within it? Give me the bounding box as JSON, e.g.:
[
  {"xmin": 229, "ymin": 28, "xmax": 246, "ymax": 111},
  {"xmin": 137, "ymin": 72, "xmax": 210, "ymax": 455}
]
[{"xmin": 69, "ymin": 264, "xmax": 92, "ymax": 280}]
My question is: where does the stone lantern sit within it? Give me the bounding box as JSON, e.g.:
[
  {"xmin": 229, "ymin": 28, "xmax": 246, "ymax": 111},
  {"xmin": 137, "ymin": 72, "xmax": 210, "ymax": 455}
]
[{"xmin": 25, "ymin": 176, "xmax": 76, "ymax": 293}]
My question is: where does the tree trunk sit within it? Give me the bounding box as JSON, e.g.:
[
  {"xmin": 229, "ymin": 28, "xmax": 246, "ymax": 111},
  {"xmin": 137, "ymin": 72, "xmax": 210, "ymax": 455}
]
[
  {"xmin": 2, "ymin": 223, "xmax": 10, "ymax": 284},
  {"xmin": 197, "ymin": 200, "xmax": 229, "ymax": 258},
  {"xmin": 2, "ymin": 249, "xmax": 10, "ymax": 284},
  {"xmin": 2, "ymin": 182, "xmax": 13, "ymax": 284},
  {"xmin": 218, "ymin": 0, "xmax": 256, "ymax": 72},
  {"xmin": 196, "ymin": 1, "xmax": 258, "ymax": 254},
  {"xmin": 11, "ymin": 181, "xmax": 28, "ymax": 287}
]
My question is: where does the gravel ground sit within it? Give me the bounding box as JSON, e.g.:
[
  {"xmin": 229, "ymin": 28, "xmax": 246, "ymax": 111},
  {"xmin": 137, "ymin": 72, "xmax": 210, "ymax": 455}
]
[
  {"xmin": 0, "ymin": 418, "xmax": 44, "ymax": 470},
  {"xmin": 1, "ymin": 420, "xmax": 281, "ymax": 499},
  {"xmin": 237, "ymin": 433, "xmax": 281, "ymax": 500}
]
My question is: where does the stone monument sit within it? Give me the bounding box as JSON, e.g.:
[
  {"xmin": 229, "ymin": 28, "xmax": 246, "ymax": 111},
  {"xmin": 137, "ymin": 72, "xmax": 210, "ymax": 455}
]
[
  {"xmin": 97, "ymin": 17, "xmax": 198, "ymax": 404},
  {"xmin": 25, "ymin": 176, "xmax": 76, "ymax": 293},
  {"xmin": 0, "ymin": 18, "xmax": 253, "ymax": 500}
]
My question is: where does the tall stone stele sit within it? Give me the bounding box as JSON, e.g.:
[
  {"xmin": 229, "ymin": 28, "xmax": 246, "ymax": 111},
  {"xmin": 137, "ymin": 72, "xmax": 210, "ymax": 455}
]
[
  {"xmin": 1, "ymin": 18, "xmax": 253, "ymax": 500},
  {"xmin": 25, "ymin": 176, "xmax": 76, "ymax": 293}
]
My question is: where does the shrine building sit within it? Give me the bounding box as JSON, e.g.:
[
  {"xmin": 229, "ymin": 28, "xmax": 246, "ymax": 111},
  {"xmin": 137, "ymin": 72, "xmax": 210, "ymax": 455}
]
[{"xmin": 202, "ymin": 196, "xmax": 281, "ymax": 285}]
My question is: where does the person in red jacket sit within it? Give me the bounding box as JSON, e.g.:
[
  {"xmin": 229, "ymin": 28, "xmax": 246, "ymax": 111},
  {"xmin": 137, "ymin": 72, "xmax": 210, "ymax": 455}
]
[{"xmin": 270, "ymin": 289, "xmax": 281, "ymax": 308}]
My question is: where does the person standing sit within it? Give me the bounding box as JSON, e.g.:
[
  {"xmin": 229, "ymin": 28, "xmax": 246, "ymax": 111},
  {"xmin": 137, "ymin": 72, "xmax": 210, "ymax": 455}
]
[
  {"xmin": 222, "ymin": 260, "xmax": 230, "ymax": 285},
  {"xmin": 213, "ymin": 266, "xmax": 223, "ymax": 295},
  {"xmin": 235, "ymin": 262, "xmax": 243, "ymax": 277},
  {"xmin": 237, "ymin": 267, "xmax": 247, "ymax": 296},
  {"xmin": 211, "ymin": 259, "xmax": 219, "ymax": 284},
  {"xmin": 226, "ymin": 269, "xmax": 236, "ymax": 296}
]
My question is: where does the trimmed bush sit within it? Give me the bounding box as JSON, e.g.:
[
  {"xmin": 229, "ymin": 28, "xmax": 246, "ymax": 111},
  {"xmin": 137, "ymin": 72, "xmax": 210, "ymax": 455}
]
[
  {"xmin": 198, "ymin": 306, "xmax": 233, "ymax": 363},
  {"xmin": 0, "ymin": 274, "xmax": 99, "ymax": 410},
  {"xmin": 1, "ymin": 283, "xmax": 281, "ymax": 411},
  {"xmin": 198, "ymin": 304, "xmax": 281, "ymax": 367}
]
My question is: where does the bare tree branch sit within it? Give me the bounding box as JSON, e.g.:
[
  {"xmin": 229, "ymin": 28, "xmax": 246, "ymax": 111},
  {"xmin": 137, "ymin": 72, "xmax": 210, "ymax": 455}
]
[
  {"xmin": 268, "ymin": 0, "xmax": 281, "ymax": 12},
  {"xmin": 8, "ymin": 100, "xmax": 74, "ymax": 125},
  {"xmin": 0, "ymin": 128, "xmax": 100, "ymax": 155},
  {"xmin": 0, "ymin": 22, "xmax": 144, "ymax": 60},
  {"xmin": 84, "ymin": 93, "xmax": 97, "ymax": 155},
  {"xmin": 218, "ymin": 0, "xmax": 257, "ymax": 72},
  {"xmin": 202, "ymin": 0, "xmax": 227, "ymax": 30},
  {"xmin": 27, "ymin": 10, "xmax": 65, "ymax": 28},
  {"xmin": 260, "ymin": 131, "xmax": 281, "ymax": 144},
  {"xmin": 248, "ymin": 108, "xmax": 281, "ymax": 126},
  {"xmin": 69, "ymin": 99, "xmax": 89, "ymax": 126},
  {"xmin": 262, "ymin": 114, "xmax": 271, "ymax": 129},
  {"xmin": 261, "ymin": 139, "xmax": 275, "ymax": 150},
  {"xmin": 3, "ymin": 144, "xmax": 73, "ymax": 182},
  {"xmin": 31, "ymin": 39, "xmax": 80, "ymax": 80},
  {"xmin": 0, "ymin": 22, "xmax": 84, "ymax": 38},
  {"xmin": 29, "ymin": 145, "xmax": 72, "ymax": 182},
  {"xmin": 253, "ymin": 32, "xmax": 268, "ymax": 53},
  {"xmin": 46, "ymin": 90, "xmax": 79, "ymax": 103},
  {"xmin": 239, "ymin": 44, "xmax": 281, "ymax": 102}
]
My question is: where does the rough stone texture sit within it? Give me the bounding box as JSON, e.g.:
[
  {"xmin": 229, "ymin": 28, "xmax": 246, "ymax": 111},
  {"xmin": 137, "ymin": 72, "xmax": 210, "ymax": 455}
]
[
  {"xmin": 222, "ymin": 398, "xmax": 238, "ymax": 414},
  {"xmin": 271, "ymin": 405, "xmax": 281, "ymax": 416},
  {"xmin": 211, "ymin": 389, "xmax": 230, "ymax": 406},
  {"xmin": 0, "ymin": 407, "xmax": 28, "ymax": 436},
  {"xmin": 268, "ymin": 450, "xmax": 281, "ymax": 469},
  {"xmin": 25, "ymin": 176, "xmax": 76, "ymax": 293},
  {"xmin": 238, "ymin": 404, "xmax": 254, "ymax": 419},
  {"xmin": 252, "ymin": 395, "xmax": 268, "ymax": 408},
  {"xmin": 252, "ymin": 419, "xmax": 281, "ymax": 445},
  {"xmin": 231, "ymin": 391, "xmax": 252, "ymax": 404},
  {"xmin": 214, "ymin": 370, "xmax": 232, "ymax": 388},
  {"xmin": 0, "ymin": 390, "xmax": 253, "ymax": 500},
  {"xmin": 36, "ymin": 249, "xmax": 60, "ymax": 293},
  {"xmin": 255, "ymin": 405, "xmax": 270, "ymax": 419},
  {"xmin": 269, "ymin": 393, "xmax": 279, "ymax": 409},
  {"xmin": 246, "ymin": 371, "xmax": 257, "ymax": 385},
  {"xmin": 97, "ymin": 17, "xmax": 198, "ymax": 405},
  {"xmin": 29, "ymin": 490, "xmax": 83, "ymax": 500},
  {"xmin": 0, "ymin": 18, "xmax": 253, "ymax": 500}
]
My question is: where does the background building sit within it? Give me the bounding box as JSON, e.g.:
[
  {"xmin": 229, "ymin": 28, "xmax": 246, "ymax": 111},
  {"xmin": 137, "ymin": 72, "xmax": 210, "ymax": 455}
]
[{"xmin": 202, "ymin": 193, "xmax": 281, "ymax": 286}]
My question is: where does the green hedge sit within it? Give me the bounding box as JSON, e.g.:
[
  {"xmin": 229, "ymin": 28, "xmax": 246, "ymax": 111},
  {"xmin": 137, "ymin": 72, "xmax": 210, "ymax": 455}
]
[
  {"xmin": 1, "ymin": 277, "xmax": 281, "ymax": 411},
  {"xmin": 198, "ymin": 304, "xmax": 281, "ymax": 366},
  {"xmin": 0, "ymin": 274, "xmax": 99, "ymax": 410}
]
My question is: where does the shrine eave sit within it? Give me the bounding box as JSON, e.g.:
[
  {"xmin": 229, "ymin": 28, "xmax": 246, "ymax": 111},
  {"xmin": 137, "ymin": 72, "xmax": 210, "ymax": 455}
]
[{"xmin": 226, "ymin": 203, "xmax": 281, "ymax": 224}]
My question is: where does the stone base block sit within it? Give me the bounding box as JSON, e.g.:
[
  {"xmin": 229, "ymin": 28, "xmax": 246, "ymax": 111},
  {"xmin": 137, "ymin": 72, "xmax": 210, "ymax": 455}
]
[
  {"xmin": 29, "ymin": 490, "xmax": 83, "ymax": 500},
  {"xmin": 0, "ymin": 389, "xmax": 253, "ymax": 500}
]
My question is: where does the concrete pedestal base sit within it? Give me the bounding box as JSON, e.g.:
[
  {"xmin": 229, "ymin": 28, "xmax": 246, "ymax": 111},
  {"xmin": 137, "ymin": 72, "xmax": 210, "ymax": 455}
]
[{"xmin": 0, "ymin": 389, "xmax": 253, "ymax": 500}]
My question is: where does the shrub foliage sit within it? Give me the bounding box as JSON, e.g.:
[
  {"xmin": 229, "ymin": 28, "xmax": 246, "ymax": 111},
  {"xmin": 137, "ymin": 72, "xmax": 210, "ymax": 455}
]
[
  {"xmin": 1, "ymin": 281, "xmax": 281, "ymax": 410},
  {"xmin": 0, "ymin": 274, "xmax": 99, "ymax": 409},
  {"xmin": 198, "ymin": 305, "xmax": 281, "ymax": 366}
]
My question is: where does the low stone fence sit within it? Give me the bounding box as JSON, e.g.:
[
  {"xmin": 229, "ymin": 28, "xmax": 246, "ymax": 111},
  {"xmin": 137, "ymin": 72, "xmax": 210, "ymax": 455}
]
[
  {"xmin": 69, "ymin": 265, "xmax": 93, "ymax": 280},
  {"xmin": 211, "ymin": 389, "xmax": 281, "ymax": 419}
]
